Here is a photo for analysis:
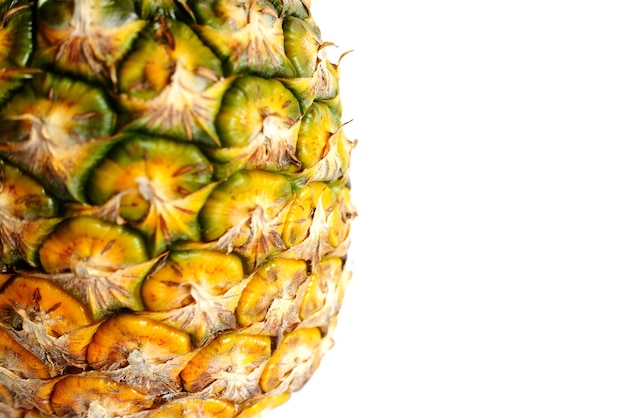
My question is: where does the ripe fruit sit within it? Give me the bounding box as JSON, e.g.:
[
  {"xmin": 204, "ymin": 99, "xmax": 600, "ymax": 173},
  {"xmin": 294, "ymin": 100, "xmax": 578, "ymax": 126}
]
[{"xmin": 0, "ymin": 0, "xmax": 356, "ymax": 416}]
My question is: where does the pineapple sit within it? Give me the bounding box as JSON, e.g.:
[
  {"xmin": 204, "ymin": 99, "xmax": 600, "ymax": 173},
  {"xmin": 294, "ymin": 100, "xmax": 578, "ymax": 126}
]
[{"xmin": 0, "ymin": 0, "xmax": 356, "ymax": 416}]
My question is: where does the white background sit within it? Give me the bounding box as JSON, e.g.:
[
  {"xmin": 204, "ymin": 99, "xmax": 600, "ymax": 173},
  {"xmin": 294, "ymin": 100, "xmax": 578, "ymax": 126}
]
[{"xmin": 274, "ymin": 1, "xmax": 626, "ymax": 417}]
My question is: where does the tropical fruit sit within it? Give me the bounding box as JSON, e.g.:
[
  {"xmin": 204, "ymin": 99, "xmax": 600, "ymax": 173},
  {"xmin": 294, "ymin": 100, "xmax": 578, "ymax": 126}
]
[{"xmin": 0, "ymin": 0, "xmax": 356, "ymax": 416}]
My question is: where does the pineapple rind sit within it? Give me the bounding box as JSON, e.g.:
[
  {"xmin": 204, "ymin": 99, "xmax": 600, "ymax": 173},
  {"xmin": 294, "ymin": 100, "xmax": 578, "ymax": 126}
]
[{"xmin": 0, "ymin": 0, "xmax": 356, "ymax": 416}]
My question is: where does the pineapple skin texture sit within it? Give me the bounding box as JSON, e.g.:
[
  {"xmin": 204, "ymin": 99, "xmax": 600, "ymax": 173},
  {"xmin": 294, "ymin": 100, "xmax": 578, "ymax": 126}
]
[{"xmin": 0, "ymin": 1, "xmax": 356, "ymax": 417}]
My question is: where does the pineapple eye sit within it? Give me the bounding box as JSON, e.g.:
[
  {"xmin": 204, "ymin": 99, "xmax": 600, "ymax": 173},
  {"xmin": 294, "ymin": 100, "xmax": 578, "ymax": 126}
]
[
  {"xmin": 0, "ymin": 276, "xmax": 92, "ymax": 335},
  {"xmin": 88, "ymin": 135, "xmax": 214, "ymax": 255},
  {"xmin": 141, "ymin": 249, "xmax": 245, "ymax": 344},
  {"xmin": 236, "ymin": 257, "xmax": 308, "ymax": 328},
  {"xmin": 35, "ymin": 0, "xmax": 146, "ymax": 83},
  {"xmin": 283, "ymin": 15, "xmax": 321, "ymax": 78},
  {"xmin": 259, "ymin": 327, "xmax": 323, "ymax": 393},
  {"xmin": 199, "ymin": 169, "xmax": 293, "ymax": 271},
  {"xmin": 38, "ymin": 216, "xmax": 156, "ymax": 319},
  {"xmin": 297, "ymin": 102, "xmax": 340, "ymax": 168},
  {"xmin": 86, "ymin": 313, "xmax": 192, "ymax": 372},
  {"xmin": 0, "ymin": 73, "xmax": 116, "ymax": 201},
  {"xmin": 194, "ymin": 0, "xmax": 296, "ymax": 77},
  {"xmin": 281, "ymin": 181, "xmax": 336, "ymax": 249},
  {"xmin": 216, "ymin": 75, "xmax": 302, "ymax": 148},
  {"xmin": 117, "ymin": 19, "xmax": 228, "ymax": 145},
  {"xmin": 208, "ymin": 75, "xmax": 303, "ymax": 176},
  {"xmin": 180, "ymin": 333, "xmax": 272, "ymax": 398},
  {"xmin": 299, "ymin": 257, "xmax": 349, "ymax": 321}
]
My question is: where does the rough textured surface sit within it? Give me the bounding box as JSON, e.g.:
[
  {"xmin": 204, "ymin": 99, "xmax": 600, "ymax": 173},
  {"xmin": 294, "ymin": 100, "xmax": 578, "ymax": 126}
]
[{"xmin": 0, "ymin": 0, "xmax": 356, "ymax": 416}]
